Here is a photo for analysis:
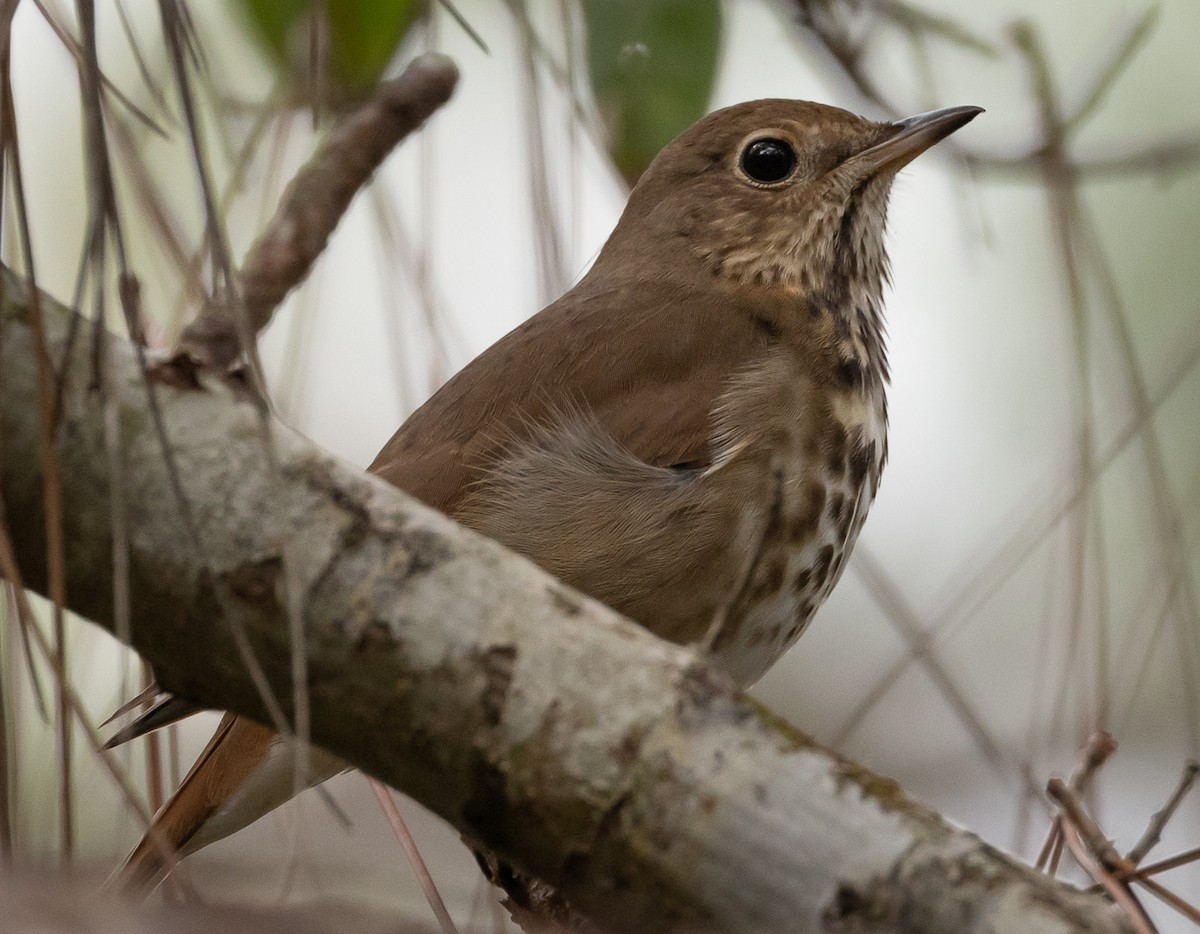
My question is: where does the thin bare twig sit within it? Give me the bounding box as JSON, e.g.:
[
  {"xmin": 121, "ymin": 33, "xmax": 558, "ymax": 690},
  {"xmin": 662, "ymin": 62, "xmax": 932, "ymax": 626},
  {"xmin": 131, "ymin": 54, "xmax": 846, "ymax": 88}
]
[
  {"xmin": 30, "ymin": 0, "xmax": 167, "ymax": 137},
  {"xmin": 1037, "ymin": 732, "xmax": 1117, "ymax": 872},
  {"xmin": 1135, "ymin": 874, "xmax": 1200, "ymax": 927},
  {"xmin": 175, "ymin": 52, "xmax": 459, "ymax": 370},
  {"xmin": 1134, "ymin": 845, "xmax": 1200, "ymax": 881},
  {"xmin": 855, "ymin": 548, "xmax": 1042, "ymax": 803},
  {"xmin": 438, "ymin": 0, "xmax": 490, "ymax": 54},
  {"xmin": 508, "ymin": 0, "xmax": 570, "ymax": 306},
  {"xmin": 1063, "ymin": 6, "xmax": 1158, "ymax": 136},
  {"xmin": 1047, "ymin": 778, "xmax": 1132, "ymax": 876},
  {"xmin": 1058, "ymin": 818, "xmax": 1156, "ymax": 934},
  {"xmin": 0, "ymin": 514, "xmax": 192, "ymax": 893},
  {"xmin": 369, "ymin": 779, "xmax": 460, "ymax": 934},
  {"xmin": 1127, "ymin": 761, "xmax": 1200, "ymax": 867}
]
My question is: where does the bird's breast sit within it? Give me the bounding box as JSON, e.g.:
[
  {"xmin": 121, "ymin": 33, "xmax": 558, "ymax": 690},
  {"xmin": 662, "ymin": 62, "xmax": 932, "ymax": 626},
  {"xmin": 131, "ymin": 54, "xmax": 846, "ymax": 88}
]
[{"xmin": 704, "ymin": 348, "xmax": 888, "ymax": 685}]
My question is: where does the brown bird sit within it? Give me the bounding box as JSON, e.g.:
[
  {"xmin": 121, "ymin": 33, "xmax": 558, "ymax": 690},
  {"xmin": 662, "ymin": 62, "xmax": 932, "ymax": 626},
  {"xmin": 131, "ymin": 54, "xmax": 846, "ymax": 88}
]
[{"xmin": 113, "ymin": 98, "xmax": 981, "ymax": 891}]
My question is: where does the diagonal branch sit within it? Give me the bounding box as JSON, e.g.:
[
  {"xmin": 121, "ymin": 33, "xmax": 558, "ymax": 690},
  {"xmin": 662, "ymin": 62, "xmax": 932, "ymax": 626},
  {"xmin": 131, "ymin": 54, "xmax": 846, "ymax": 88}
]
[{"xmin": 175, "ymin": 52, "xmax": 459, "ymax": 370}]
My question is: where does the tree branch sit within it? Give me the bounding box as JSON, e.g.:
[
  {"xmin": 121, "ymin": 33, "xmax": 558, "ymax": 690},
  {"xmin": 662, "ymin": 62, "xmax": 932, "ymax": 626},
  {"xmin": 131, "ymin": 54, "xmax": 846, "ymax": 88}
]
[
  {"xmin": 175, "ymin": 52, "xmax": 459, "ymax": 370},
  {"xmin": 0, "ymin": 271, "xmax": 1134, "ymax": 932}
]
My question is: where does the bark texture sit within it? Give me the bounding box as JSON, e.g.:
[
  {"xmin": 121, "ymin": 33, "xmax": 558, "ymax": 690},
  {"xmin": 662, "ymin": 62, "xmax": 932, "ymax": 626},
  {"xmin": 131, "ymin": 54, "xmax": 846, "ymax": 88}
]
[{"xmin": 0, "ymin": 271, "xmax": 1133, "ymax": 933}]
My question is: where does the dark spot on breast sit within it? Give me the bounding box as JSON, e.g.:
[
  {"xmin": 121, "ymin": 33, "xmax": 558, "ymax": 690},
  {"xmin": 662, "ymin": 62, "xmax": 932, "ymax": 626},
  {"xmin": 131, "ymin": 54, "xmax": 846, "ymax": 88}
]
[
  {"xmin": 836, "ymin": 500, "xmax": 857, "ymax": 537},
  {"xmin": 794, "ymin": 482, "xmax": 827, "ymax": 534},
  {"xmin": 849, "ymin": 443, "xmax": 874, "ymax": 486},
  {"xmin": 753, "ymin": 621, "xmax": 783, "ymax": 648},
  {"xmin": 827, "ymin": 492, "xmax": 846, "ymax": 525},
  {"xmin": 792, "ymin": 567, "xmax": 812, "ymax": 594},
  {"xmin": 837, "ymin": 358, "xmax": 863, "ymax": 388},
  {"xmin": 751, "ymin": 556, "xmax": 786, "ymax": 601},
  {"xmin": 829, "ymin": 451, "xmax": 846, "ymax": 475},
  {"xmin": 814, "ymin": 544, "xmax": 835, "ymax": 581}
]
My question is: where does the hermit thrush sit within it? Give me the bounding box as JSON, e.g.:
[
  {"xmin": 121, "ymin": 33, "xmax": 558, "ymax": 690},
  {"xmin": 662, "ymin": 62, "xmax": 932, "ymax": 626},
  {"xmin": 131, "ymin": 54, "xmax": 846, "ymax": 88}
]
[{"xmin": 114, "ymin": 98, "xmax": 980, "ymax": 890}]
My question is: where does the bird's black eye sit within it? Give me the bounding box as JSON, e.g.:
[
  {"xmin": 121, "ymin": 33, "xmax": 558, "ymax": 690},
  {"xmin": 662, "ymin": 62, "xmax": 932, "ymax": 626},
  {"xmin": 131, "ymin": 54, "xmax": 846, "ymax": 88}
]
[{"xmin": 740, "ymin": 138, "xmax": 797, "ymax": 184}]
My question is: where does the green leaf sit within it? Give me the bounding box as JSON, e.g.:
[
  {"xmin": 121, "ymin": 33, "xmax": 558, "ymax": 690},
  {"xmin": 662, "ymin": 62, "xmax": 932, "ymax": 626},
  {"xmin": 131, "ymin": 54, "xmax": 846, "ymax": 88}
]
[
  {"xmin": 582, "ymin": 0, "xmax": 722, "ymax": 186},
  {"xmin": 233, "ymin": 0, "xmax": 426, "ymax": 103}
]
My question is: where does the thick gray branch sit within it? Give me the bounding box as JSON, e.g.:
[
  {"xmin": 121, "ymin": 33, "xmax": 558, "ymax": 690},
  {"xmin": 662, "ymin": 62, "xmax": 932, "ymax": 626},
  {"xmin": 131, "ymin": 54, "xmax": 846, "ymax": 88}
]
[{"xmin": 0, "ymin": 272, "xmax": 1132, "ymax": 933}]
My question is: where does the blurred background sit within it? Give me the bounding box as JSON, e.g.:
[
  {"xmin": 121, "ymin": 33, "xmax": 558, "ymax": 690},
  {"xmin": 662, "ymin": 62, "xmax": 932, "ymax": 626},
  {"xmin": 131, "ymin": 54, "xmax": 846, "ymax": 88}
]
[{"xmin": 3, "ymin": 0, "xmax": 1200, "ymax": 929}]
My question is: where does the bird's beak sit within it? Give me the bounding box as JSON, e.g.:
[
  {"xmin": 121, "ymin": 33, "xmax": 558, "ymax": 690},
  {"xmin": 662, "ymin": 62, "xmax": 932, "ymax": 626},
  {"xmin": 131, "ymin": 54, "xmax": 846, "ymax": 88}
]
[{"xmin": 856, "ymin": 105, "xmax": 984, "ymax": 174}]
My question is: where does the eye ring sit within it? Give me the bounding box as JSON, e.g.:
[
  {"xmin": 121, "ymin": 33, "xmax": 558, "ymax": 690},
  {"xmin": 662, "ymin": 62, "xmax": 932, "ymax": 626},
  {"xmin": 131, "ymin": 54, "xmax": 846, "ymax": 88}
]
[{"xmin": 740, "ymin": 137, "xmax": 797, "ymax": 185}]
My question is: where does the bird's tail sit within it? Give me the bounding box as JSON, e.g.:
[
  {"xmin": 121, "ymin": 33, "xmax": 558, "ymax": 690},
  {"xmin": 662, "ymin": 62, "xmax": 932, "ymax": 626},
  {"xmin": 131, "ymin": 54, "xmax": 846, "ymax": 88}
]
[{"xmin": 107, "ymin": 712, "xmax": 280, "ymax": 896}]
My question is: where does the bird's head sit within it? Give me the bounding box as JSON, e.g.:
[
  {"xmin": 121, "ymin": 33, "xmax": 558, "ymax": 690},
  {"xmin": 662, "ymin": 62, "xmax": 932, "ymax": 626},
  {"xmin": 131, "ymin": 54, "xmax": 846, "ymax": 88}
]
[{"xmin": 597, "ymin": 99, "xmax": 981, "ymax": 308}]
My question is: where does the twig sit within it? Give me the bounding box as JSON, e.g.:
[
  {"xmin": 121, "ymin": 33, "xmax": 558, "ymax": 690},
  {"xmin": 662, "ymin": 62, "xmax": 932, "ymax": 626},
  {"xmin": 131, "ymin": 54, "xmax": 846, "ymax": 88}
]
[
  {"xmin": 877, "ymin": 0, "xmax": 998, "ymax": 57},
  {"xmin": 175, "ymin": 52, "xmax": 459, "ymax": 370},
  {"xmin": 1063, "ymin": 6, "xmax": 1157, "ymax": 136},
  {"xmin": 159, "ymin": 0, "xmax": 260, "ymax": 391},
  {"xmin": 30, "ymin": 0, "xmax": 167, "ymax": 137},
  {"xmin": 855, "ymin": 548, "xmax": 1043, "ymax": 802},
  {"xmin": 1047, "ymin": 777, "xmax": 1131, "ymax": 875},
  {"xmin": 1050, "ymin": 779, "xmax": 1160, "ymax": 931},
  {"xmin": 1135, "ymin": 874, "xmax": 1200, "ymax": 927},
  {"xmin": 508, "ymin": 0, "xmax": 570, "ymax": 305},
  {"xmin": 1133, "ymin": 845, "xmax": 1200, "ymax": 881},
  {"xmin": 0, "ymin": 516, "xmax": 192, "ymax": 893},
  {"xmin": 1050, "ymin": 779, "xmax": 1200, "ymax": 926},
  {"xmin": 1036, "ymin": 732, "xmax": 1117, "ymax": 872},
  {"xmin": 785, "ymin": 0, "xmax": 1200, "ymax": 186},
  {"xmin": 1059, "ymin": 818, "xmax": 1157, "ymax": 934},
  {"xmin": 369, "ymin": 779, "xmax": 460, "ymax": 934},
  {"xmin": 1127, "ymin": 761, "xmax": 1200, "ymax": 867},
  {"xmin": 438, "ymin": 0, "xmax": 490, "ymax": 54}
]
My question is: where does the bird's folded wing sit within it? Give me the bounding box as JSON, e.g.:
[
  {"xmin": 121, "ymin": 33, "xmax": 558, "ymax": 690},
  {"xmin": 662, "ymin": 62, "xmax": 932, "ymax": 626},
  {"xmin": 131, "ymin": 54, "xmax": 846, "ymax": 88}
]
[{"xmin": 370, "ymin": 274, "xmax": 773, "ymax": 511}]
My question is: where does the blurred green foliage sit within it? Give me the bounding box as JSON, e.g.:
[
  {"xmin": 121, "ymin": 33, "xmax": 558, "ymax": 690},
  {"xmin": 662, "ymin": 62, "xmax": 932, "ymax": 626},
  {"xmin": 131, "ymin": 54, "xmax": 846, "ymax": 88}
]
[
  {"xmin": 581, "ymin": 0, "xmax": 722, "ymax": 186},
  {"xmin": 234, "ymin": 0, "xmax": 425, "ymax": 104}
]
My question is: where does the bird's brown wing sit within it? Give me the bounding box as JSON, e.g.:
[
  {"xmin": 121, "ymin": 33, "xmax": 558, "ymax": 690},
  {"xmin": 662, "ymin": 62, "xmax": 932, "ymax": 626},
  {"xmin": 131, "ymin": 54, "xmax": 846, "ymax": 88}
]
[{"xmin": 370, "ymin": 274, "xmax": 772, "ymax": 512}]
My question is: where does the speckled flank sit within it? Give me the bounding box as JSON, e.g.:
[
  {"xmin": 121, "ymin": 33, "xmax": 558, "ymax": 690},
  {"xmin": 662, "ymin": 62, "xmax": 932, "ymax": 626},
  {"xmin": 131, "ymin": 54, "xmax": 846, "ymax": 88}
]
[
  {"xmin": 709, "ymin": 371, "xmax": 887, "ymax": 686},
  {"xmin": 696, "ymin": 166, "xmax": 893, "ymax": 685}
]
